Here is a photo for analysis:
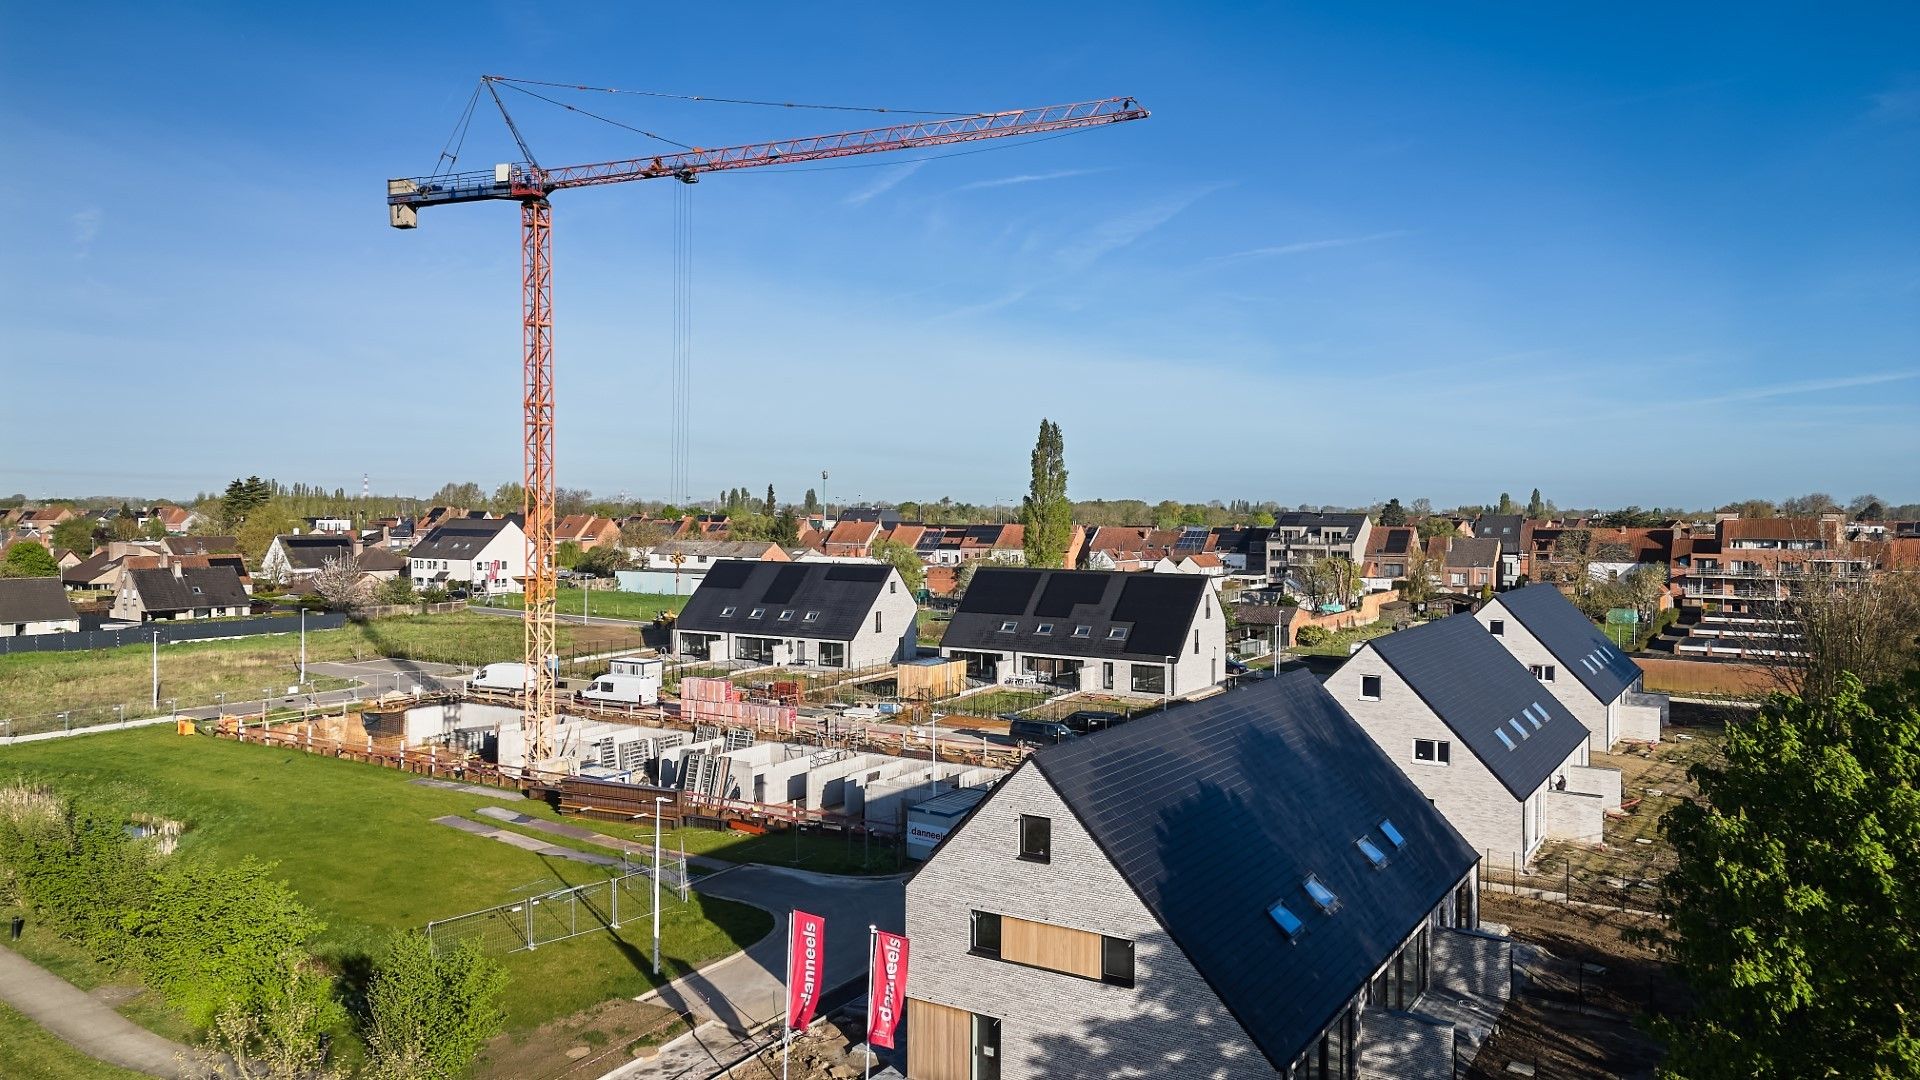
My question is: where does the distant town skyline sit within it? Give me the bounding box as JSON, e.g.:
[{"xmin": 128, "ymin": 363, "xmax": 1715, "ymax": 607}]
[{"xmin": 4, "ymin": 5, "xmax": 1916, "ymax": 504}]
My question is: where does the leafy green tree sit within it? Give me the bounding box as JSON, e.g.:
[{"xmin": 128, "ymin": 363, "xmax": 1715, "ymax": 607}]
[
  {"xmin": 1249, "ymin": 510, "xmax": 1276, "ymax": 527},
  {"xmin": 221, "ymin": 476, "xmax": 273, "ymax": 530},
  {"xmin": 1495, "ymin": 492, "xmax": 1516, "ymax": 515},
  {"xmin": 1150, "ymin": 500, "xmax": 1184, "ymax": 530},
  {"xmin": 51, "ymin": 517, "xmax": 96, "ymax": 554},
  {"xmin": 1379, "ymin": 499, "xmax": 1407, "ymax": 527},
  {"xmin": 374, "ymin": 576, "xmax": 416, "ymax": 607},
  {"xmin": 490, "ymin": 482, "xmax": 525, "ymax": 515},
  {"xmin": 235, "ymin": 502, "xmax": 299, "ymax": 566},
  {"xmin": 1650, "ymin": 672, "xmax": 1920, "ymax": 1080},
  {"xmin": 871, "ymin": 538, "xmax": 925, "ymax": 593},
  {"xmin": 554, "ymin": 541, "xmax": 583, "ymax": 570},
  {"xmin": 1, "ymin": 540, "xmax": 59, "ymax": 577},
  {"xmin": 1020, "ymin": 419, "xmax": 1072, "ymax": 568},
  {"xmin": 771, "ymin": 508, "xmax": 801, "ymax": 548},
  {"xmin": 953, "ymin": 559, "xmax": 980, "ymax": 598},
  {"xmin": 1526, "ymin": 488, "xmax": 1545, "ymax": 518},
  {"xmin": 142, "ymin": 515, "xmax": 169, "ymax": 541},
  {"xmin": 574, "ymin": 545, "xmax": 632, "ymax": 577},
  {"xmin": 362, "ymin": 931, "xmax": 508, "ymax": 1080},
  {"xmin": 1417, "ymin": 516, "xmax": 1459, "ymax": 540}
]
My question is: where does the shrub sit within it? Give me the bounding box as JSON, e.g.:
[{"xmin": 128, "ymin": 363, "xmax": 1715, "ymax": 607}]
[
  {"xmin": 362, "ymin": 931, "xmax": 508, "ymax": 1079},
  {"xmin": 129, "ymin": 857, "xmax": 327, "ymax": 1028},
  {"xmin": 1294, "ymin": 624, "xmax": 1331, "ymax": 647}
]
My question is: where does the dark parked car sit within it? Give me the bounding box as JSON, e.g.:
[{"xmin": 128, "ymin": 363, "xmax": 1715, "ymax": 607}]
[
  {"xmin": 1226, "ymin": 657, "xmax": 1250, "ymax": 675},
  {"xmin": 1007, "ymin": 718, "xmax": 1077, "ymax": 745},
  {"xmin": 1060, "ymin": 709, "xmax": 1129, "ymax": 734}
]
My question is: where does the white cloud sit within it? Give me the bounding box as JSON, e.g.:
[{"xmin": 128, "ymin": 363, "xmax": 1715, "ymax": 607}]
[
  {"xmin": 842, "ymin": 160, "xmax": 926, "ymax": 206},
  {"xmin": 71, "ymin": 207, "xmax": 103, "ymax": 256},
  {"xmin": 952, "ymin": 167, "xmax": 1112, "ymax": 192},
  {"xmin": 1204, "ymin": 230, "xmax": 1407, "ymax": 265}
]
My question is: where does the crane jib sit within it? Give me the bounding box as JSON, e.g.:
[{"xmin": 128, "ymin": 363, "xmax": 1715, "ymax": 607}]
[{"xmin": 386, "ymin": 96, "xmax": 1147, "ymax": 219}]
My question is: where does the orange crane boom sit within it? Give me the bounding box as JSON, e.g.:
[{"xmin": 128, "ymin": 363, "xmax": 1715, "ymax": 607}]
[{"xmin": 388, "ymin": 86, "xmax": 1148, "ymax": 775}]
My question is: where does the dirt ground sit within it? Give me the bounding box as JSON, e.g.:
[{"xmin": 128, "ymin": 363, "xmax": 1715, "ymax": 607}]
[
  {"xmin": 720, "ymin": 1016, "xmax": 879, "ymax": 1080},
  {"xmin": 1467, "ymin": 894, "xmax": 1685, "ymax": 1079},
  {"xmin": 473, "ymin": 997, "xmax": 689, "ymax": 1080}
]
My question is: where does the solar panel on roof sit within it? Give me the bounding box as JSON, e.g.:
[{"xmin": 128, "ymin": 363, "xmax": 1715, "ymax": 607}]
[
  {"xmin": 1382, "ymin": 531, "xmax": 1410, "ymax": 555},
  {"xmin": 702, "ymin": 560, "xmax": 754, "ymax": 590},
  {"xmin": 761, "ymin": 564, "xmax": 810, "ymax": 604},
  {"xmin": 1035, "ymin": 572, "xmax": 1109, "ymax": 617},
  {"xmin": 824, "ymin": 564, "xmax": 889, "ymax": 582},
  {"xmin": 959, "ymin": 569, "xmax": 1042, "ymax": 616}
]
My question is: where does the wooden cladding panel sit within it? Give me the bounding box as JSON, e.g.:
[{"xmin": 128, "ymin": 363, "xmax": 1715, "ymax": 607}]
[
  {"xmin": 1003, "ymin": 915, "xmax": 1102, "ymax": 980},
  {"xmin": 906, "ymin": 998, "xmax": 970, "ymax": 1080}
]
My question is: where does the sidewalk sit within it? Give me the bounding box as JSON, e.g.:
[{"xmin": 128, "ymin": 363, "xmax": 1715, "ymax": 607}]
[{"xmin": 0, "ymin": 944, "xmax": 192, "ymax": 1078}]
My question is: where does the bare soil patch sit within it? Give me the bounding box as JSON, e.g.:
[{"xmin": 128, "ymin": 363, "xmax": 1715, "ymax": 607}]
[{"xmin": 474, "ymin": 996, "xmax": 688, "ymax": 1080}]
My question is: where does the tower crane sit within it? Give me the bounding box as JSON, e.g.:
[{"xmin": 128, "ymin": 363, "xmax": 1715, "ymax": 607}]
[{"xmin": 388, "ymin": 79, "xmax": 1148, "ymax": 775}]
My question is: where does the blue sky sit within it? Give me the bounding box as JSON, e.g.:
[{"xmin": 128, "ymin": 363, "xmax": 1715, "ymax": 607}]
[{"xmin": 2, "ymin": 3, "xmax": 1915, "ymax": 509}]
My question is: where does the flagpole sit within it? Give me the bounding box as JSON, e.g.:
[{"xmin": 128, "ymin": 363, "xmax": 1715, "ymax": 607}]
[
  {"xmin": 783, "ymin": 909, "xmax": 793, "ymax": 1080},
  {"xmin": 864, "ymin": 924, "xmax": 877, "ymax": 1080}
]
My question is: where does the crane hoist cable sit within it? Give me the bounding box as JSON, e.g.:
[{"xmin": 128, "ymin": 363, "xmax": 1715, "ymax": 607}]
[
  {"xmin": 486, "ymin": 74, "xmax": 978, "ymax": 116},
  {"xmin": 433, "ymin": 82, "xmax": 484, "ymax": 177},
  {"xmin": 495, "ymin": 80, "xmax": 696, "ymax": 152}
]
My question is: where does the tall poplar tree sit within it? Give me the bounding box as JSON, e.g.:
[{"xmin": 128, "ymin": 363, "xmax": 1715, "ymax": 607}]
[{"xmin": 1021, "ymin": 419, "xmax": 1072, "ymax": 568}]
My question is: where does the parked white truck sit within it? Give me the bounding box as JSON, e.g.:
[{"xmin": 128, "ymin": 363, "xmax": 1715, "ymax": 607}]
[
  {"xmin": 468, "ymin": 662, "xmax": 529, "ymax": 693},
  {"xmin": 576, "ymin": 653, "xmax": 664, "ymax": 707}
]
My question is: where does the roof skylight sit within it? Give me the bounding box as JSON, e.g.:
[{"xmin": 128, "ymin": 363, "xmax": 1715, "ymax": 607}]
[
  {"xmin": 1379, "ymin": 820, "xmax": 1406, "ymax": 848},
  {"xmin": 1303, "ymin": 875, "xmax": 1340, "ymax": 913},
  {"xmin": 1509, "ymin": 718, "xmax": 1530, "ymax": 740},
  {"xmin": 1494, "ymin": 727, "xmax": 1516, "ymax": 751},
  {"xmin": 1268, "ymin": 901, "xmax": 1304, "ymax": 940},
  {"xmin": 1356, "ymin": 837, "xmax": 1388, "ymax": 868}
]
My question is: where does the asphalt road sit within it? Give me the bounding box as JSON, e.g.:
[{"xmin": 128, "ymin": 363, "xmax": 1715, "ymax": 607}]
[{"xmin": 170, "ymin": 658, "xmax": 470, "ymax": 720}]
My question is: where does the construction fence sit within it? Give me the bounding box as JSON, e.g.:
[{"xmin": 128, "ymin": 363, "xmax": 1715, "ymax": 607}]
[
  {"xmin": 0, "ymin": 612, "xmax": 348, "ymax": 654},
  {"xmin": 425, "ymin": 860, "xmax": 691, "ymax": 955}
]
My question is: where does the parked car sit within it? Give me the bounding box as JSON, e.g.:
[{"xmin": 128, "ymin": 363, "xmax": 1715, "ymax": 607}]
[
  {"xmin": 1007, "ymin": 718, "xmax": 1077, "ymax": 745},
  {"xmin": 1226, "ymin": 657, "xmax": 1250, "ymax": 675},
  {"xmin": 1060, "ymin": 709, "xmax": 1128, "ymax": 734}
]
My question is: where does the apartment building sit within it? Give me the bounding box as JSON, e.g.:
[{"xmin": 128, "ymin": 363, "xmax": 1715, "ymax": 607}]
[{"xmin": 1264, "ymin": 513, "xmax": 1372, "ymax": 589}]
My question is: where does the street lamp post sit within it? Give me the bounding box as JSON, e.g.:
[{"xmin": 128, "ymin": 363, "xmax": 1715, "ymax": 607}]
[
  {"xmin": 299, "ymin": 607, "xmax": 307, "ymax": 687},
  {"xmin": 151, "ymin": 631, "xmax": 160, "ymax": 709}
]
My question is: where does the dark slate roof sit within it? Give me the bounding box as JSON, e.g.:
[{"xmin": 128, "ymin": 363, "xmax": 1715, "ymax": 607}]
[
  {"xmin": 1473, "ymin": 514, "xmax": 1526, "ymax": 552},
  {"xmin": 1365, "ymin": 614, "xmax": 1589, "ymax": 798},
  {"xmin": 273, "ymin": 535, "xmax": 354, "ymax": 571},
  {"xmin": 942, "ymin": 567, "xmax": 1207, "ymax": 663},
  {"xmin": 1273, "ymin": 512, "xmax": 1369, "ymax": 532},
  {"xmin": 408, "ymin": 517, "xmax": 518, "ymax": 562},
  {"xmin": 1444, "ymin": 536, "xmax": 1501, "ymax": 569},
  {"xmin": 355, "ymin": 547, "xmax": 409, "ymax": 573},
  {"xmin": 1492, "ymin": 584, "xmax": 1642, "ymax": 703},
  {"xmin": 128, "ymin": 566, "xmax": 251, "ymax": 613},
  {"xmin": 675, "ymin": 560, "xmax": 896, "ymax": 641},
  {"xmin": 1030, "ymin": 670, "xmax": 1477, "ymax": 1070},
  {"xmin": 162, "ymin": 536, "xmax": 238, "ymax": 556},
  {"xmin": 0, "ymin": 577, "xmax": 79, "ymax": 623}
]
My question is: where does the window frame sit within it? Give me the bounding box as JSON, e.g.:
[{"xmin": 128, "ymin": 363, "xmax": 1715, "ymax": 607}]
[
  {"xmin": 1100, "ymin": 936, "xmax": 1135, "ymax": 988},
  {"xmin": 1359, "ymin": 674, "xmax": 1382, "ymax": 701},
  {"xmin": 969, "ymin": 910, "xmax": 1002, "ymax": 958},
  {"xmin": 1413, "ymin": 738, "xmax": 1451, "ymax": 765},
  {"xmin": 1017, "ymin": 814, "xmax": 1051, "ymax": 864},
  {"xmin": 1489, "ymin": 619, "xmax": 1505, "ymax": 636}
]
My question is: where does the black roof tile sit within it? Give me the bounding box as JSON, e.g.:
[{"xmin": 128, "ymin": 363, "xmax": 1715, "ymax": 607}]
[
  {"xmin": 1493, "ymin": 584, "xmax": 1641, "ymax": 703},
  {"xmin": 944, "ymin": 568, "xmax": 1206, "ymax": 663},
  {"xmin": 676, "ymin": 560, "xmax": 896, "ymax": 642}
]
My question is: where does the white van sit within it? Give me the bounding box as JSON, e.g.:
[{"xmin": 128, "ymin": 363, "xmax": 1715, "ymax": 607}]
[
  {"xmin": 578, "ymin": 672, "xmax": 659, "ymax": 707},
  {"xmin": 469, "ymin": 662, "xmax": 530, "ymax": 693}
]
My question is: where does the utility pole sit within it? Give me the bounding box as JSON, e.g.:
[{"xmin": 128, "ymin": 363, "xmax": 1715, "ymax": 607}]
[
  {"xmin": 151, "ymin": 631, "xmax": 160, "ymax": 709},
  {"xmin": 299, "ymin": 607, "xmax": 307, "ymax": 686}
]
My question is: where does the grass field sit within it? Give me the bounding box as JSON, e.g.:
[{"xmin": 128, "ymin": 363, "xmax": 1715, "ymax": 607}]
[
  {"xmin": 0, "ymin": 612, "xmax": 649, "ymax": 726},
  {"xmin": 0, "ymin": 999, "xmax": 155, "ymax": 1080},
  {"xmin": 1287, "ymin": 620, "xmax": 1397, "ymax": 657},
  {"xmin": 481, "ymin": 588, "xmax": 689, "ymax": 623},
  {"xmin": 0, "ymin": 729, "xmax": 772, "ymax": 1040},
  {"xmin": 939, "ymin": 688, "xmax": 1053, "ymax": 718}
]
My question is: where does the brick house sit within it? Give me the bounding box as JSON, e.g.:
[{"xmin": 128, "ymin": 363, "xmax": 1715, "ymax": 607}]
[
  {"xmin": 671, "ymin": 560, "xmax": 917, "ymax": 669},
  {"xmin": 1327, "ymin": 615, "xmax": 1621, "ymax": 865},
  {"xmin": 904, "ymin": 670, "xmax": 1509, "ymax": 1079}
]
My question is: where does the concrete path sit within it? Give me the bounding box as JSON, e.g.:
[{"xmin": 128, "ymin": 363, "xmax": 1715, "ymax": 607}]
[
  {"xmin": 0, "ymin": 944, "xmax": 192, "ymax": 1078},
  {"xmin": 596, "ymin": 865, "xmax": 904, "ymax": 1080},
  {"xmin": 431, "ymin": 815, "xmax": 623, "ymax": 867}
]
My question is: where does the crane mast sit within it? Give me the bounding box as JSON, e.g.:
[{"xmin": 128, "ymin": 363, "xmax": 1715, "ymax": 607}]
[{"xmin": 389, "ymin": 87, "xmax": 1148, "ymax": 776}]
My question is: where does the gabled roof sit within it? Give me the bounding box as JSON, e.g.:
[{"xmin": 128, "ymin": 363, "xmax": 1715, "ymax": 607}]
[
  {"xmin": 675, "ymin": 559, "xmax": 898, "ymax": 641},
  {"xmin": 942, "ymin": 567, "xmax": 1206, "ymax": 663},
  {"xmin": 63, "ymin": 549, "xmax": 119, "ymax": 585},
  {"xmin": 1472, "ymin": 514, "xmax": 1526, "ymax": 552},
  {"xmin": 1364, "ymin": 614, "xmax": 1589, "ymax": 798},
  {"xmin": 0, "ymin": 577, "xmax": 79, "ymax": 623},
  {"xmin": 162, "ymin": 536, "xmax": 238, "ymax": 556},
  {"xmin": 1030, "ymin": 670, "xmax": 1477, "ymax": 1070},
  {"xmin": 1443, "ymin": 536, "xmax": 1501, "ymax": 569},
  {"xmin": 126, "ymin": 566, "xmax": 251, "ymax": 613},
  {"xmin": 409, "ymin": 517, "xmax": 521, "ymax": 561},
  {"xmin": 1491, "ymin": 584, "xmax": 1642, "ymax": 703},
  {"xmin": 355, "ymin": 547, "xmax": 409, "ymax": 573},
  {"xmin": 272, "ymin": 535, "xmax": 355, "ymax": 571}
]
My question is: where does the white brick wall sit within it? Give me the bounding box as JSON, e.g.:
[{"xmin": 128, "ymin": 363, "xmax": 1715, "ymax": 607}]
[
  {"xmin": 905, "ymin": 764, "xmax": 1276, "ymax": 1079},
  {"xmin": 1476, "ymin": 600, "xmax": 1613, "ymax": 750}
]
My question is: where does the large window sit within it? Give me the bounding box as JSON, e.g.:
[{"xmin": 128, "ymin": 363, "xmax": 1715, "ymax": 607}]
[
  {"xmin": 1413, "ymin": 739, "xmax": 1451, "ymax": 765},
  {"xmin": 969, "ymin": 910, "xmax": 1002, "ymax": 958},
  {"xmin": 1368, "ymin": 927, "xmax": 1430, "ymax": 1012},
  {"xmin": 1017, "ymin": 815, "xmax": 1051, "ymax": 863},
  {"xmin": 1131, "ymin": 665, "xmax": 1166, "ymax": 694},
  {"xmin": 819, "ymin": 642, "xmax": 846, "ymax": 668},
  {"xmin": 1360, "ymin": 675, "xmax": 1382, "ymax": 701},
  {"xmin": 735, "ymin": 637, "xmax": 775, "ymax": 663},
  {"xmin": 1290, "ymin": 1005, "xmax": 1354, "ymax": 1080}
]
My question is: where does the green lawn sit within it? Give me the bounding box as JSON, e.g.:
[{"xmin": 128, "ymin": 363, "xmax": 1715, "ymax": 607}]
[
  {"xmin": 480, "ymin": 813, "xmax": 902, "ymax": 876},
  {"xmin": 939, "ymin": 689, "xmax": 1053, "ymax": 718},
  {"xmin": 480, "ymin": 589, "xmax": 689, "ymax": 623},
  {"xmin": 0, "ymin": 999, "xmax": 154, "ymax": 1080},
  {"xmin": 0, "ymin": 612, "xmax": 648, "ymax": 731},
  {"xmin": 0, "ymin": 729, "xmax": 772, "ymax": 1038}
]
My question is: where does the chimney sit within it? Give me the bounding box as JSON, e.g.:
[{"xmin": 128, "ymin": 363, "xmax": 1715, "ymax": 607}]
[{"xmin": 171, "ymin": 562, "xmax": 184, "ymax": 580}]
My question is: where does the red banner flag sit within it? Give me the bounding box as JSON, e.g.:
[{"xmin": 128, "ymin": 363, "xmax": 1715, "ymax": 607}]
[
  {"xmin": 867, "ymin": 930, "xmax": 910, "ymax": 1050},
  {"xmin": 787, "ymin": 909, "xmax": 827, "ymax": 1032}
]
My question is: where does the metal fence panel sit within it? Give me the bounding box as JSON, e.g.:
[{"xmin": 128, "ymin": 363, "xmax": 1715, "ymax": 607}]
[{"xmin": 0, "ymin": 612, "xmax": 348, "ymax": 654}]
